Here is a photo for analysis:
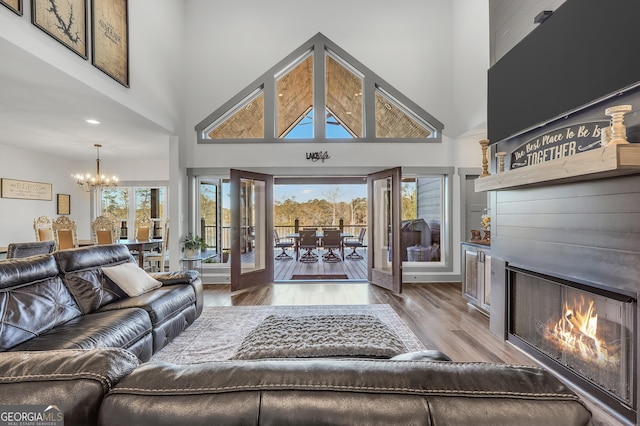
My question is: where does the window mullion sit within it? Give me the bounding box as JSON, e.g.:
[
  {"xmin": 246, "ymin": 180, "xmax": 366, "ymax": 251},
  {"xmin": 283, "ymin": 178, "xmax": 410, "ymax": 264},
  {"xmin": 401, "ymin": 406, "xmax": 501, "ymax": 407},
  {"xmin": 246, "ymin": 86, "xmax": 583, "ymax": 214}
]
[
  {"xmin": 313, "ymin": 42, "xmax": 326, "ymax": 140},
  {"xmin": 264, "ymin": 79, "xmax": 276, "ymax": 139},
  {"xmin": 363, "ymin": 77, "xmax": 376, "ymax": 140}
]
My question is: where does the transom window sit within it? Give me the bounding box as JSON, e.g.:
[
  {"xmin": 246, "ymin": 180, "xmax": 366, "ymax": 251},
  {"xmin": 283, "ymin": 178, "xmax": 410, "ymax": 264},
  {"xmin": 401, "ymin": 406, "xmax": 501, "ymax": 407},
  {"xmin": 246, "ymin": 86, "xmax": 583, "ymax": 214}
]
[{"xmin": 197, "ymin": 33, "xmax": 442, "ymax": 143}]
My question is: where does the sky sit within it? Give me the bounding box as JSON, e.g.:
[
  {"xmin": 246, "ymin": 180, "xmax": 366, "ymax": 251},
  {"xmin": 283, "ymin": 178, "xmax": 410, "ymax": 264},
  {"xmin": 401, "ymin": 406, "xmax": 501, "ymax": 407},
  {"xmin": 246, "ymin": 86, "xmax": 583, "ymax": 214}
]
[
  {"xmin": 275, "ymin": 184, "xmax": 366, "ymax": 203},
  {"xmin": 277, "ymin": 109, "xmax": 364, "ymax": 202}
]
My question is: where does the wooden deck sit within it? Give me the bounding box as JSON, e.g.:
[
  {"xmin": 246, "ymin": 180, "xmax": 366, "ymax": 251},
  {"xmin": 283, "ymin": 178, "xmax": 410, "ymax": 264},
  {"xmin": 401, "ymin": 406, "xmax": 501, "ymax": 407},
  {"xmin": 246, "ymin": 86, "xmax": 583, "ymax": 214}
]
[{"xmin": 273, "ymin": 248, "xmax": 368, "ymax": 281}]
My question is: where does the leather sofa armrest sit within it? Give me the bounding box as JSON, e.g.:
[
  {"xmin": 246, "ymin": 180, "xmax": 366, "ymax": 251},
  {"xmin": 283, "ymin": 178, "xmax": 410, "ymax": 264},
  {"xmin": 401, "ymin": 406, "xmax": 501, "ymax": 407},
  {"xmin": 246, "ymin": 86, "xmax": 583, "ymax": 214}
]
[
  {"xmin": 150, "ymin": 270, "xmax": 199, "ymax": 286},
  {"xmin": 150, "ymin": 270, "xmax": 204, "ymax": 317},
  {"xmin": 0, "ymin": 348, "xmax": 139, "ymax": 425}
]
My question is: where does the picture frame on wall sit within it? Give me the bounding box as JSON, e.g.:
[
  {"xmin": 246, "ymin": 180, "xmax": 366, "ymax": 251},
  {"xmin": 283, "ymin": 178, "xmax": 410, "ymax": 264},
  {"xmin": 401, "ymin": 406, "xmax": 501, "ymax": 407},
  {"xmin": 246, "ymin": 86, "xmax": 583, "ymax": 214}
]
[
  {"xmin": 57, "ymin": 193, "xmax": 70, "ymax": 215},
  {"xmin": 91, "ymin": 0, "xmax": 129, "ymax": 87},
  {"xmin": 1, "ymin": 0, "xmax": 23, "ymax": 16},
  {"xmin": 31, "ymin": 0, "xmax": 87, "ymax": 59},
  {"xmin": 1, "ymin": 178, "xmax": 52, "ymax": 201}
]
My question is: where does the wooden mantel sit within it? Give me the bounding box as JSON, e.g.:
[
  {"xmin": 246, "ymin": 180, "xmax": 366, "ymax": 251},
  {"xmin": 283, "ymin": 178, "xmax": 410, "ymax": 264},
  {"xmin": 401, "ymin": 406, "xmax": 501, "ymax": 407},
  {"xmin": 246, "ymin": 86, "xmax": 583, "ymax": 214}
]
[{"xmin": 475, "ymin": 144, "xmax": 640, "ymax": 192}]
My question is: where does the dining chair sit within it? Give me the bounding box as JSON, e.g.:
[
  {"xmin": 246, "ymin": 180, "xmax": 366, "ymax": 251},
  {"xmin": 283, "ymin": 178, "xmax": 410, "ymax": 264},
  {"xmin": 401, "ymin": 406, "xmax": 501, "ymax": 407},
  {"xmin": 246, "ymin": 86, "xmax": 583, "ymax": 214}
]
[
  {"xmin": 135, "ymin": 215, "xmax": 154, "ymax": 240},
  {"xmin": 92, "ymin": 215, "xmax": 120, "ymax": 245},
  {"xmin": 145, "ymin": 220, "xmax": 169, "ymax": 272},
  {"xmin": 321, "ymin": 229, "xmax": 342, "ymax": 262},
  {"xmin": 344, "ymin": 228, "xmax": 367, "ymax": 260},
  {"xmin": 298, "ymin": 229, "xmax": 319, "ymax": 263},
  {"xmin": 52, "ymin": 216, "xmax": 79, "ymax": 250},
  {"xmin": 274, "ymin": 229, "xmax": 294, "ymax": 260},
  {"xmin": 6, "ymin": 240, "xmax": 56, "ymax": 258},
  {"xmin": 33, "ymin": 216, "xmax": 54, "ymax": 242}
]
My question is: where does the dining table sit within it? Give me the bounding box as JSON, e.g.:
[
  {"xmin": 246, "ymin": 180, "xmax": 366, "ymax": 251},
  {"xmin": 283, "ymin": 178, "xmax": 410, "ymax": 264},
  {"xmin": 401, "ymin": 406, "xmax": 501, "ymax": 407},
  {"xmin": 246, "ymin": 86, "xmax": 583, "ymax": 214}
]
[{"xmin": 119, "ymin": 238, "xmax": 163, "ymax": 268}]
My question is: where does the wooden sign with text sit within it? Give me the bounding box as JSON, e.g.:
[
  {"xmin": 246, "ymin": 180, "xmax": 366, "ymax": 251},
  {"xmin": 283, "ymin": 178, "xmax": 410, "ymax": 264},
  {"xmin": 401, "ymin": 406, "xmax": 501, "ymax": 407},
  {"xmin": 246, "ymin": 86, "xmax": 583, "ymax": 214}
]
[
  {"xmin": 1, "ymin": 178, "xmax": 52, "ymax": 200},
  {"xmin": 510, "ymin": 121, "xmax": 609, "ymax": 169}
]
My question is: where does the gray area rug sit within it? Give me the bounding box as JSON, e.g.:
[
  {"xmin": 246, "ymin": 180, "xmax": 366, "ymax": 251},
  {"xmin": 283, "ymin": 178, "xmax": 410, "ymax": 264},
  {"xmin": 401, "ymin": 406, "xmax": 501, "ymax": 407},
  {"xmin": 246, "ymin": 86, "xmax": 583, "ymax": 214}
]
[{"xmin": 149, "ymin": 305, "xmax": 425, "ymax": 364}]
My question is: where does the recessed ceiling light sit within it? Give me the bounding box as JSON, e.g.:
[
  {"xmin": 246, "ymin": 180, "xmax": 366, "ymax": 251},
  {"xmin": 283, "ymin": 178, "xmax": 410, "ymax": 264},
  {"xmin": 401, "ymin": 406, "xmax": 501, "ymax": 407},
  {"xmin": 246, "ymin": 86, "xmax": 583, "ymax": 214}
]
[{"xmin": 85, "ymin": 119, "xmax": 100, "ymax": 125}]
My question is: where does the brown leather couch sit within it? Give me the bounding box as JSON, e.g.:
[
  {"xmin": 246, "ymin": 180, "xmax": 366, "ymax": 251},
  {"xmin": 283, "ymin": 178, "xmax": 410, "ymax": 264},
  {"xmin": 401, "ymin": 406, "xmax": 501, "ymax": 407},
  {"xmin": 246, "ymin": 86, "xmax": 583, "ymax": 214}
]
[
  {"xmin": 0, "ymin": 244, "xmax": 203, "ymax": 361},
  {"xmin": 0, "ymin": 348, "xmax": 592, "ymax": 426}
]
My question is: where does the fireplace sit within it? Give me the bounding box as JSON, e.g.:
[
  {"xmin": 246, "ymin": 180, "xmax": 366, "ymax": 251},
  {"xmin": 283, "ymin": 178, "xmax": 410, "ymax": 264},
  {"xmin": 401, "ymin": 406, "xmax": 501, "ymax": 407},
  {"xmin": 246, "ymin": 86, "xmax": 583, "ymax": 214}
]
[{"xmin": 508, "ymin": 267, "xmax": 636, "ymax": 422}]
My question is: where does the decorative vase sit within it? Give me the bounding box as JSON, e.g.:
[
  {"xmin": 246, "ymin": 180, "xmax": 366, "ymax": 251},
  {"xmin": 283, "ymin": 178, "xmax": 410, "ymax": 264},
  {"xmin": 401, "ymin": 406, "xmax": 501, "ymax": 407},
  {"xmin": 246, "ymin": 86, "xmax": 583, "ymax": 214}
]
[
  {"xmin": 185, "ymin": 247, "xmax": 201, "ymax": 259},
  {"xmin": 483, "ymin": 230, "xmax": 491, "ymax": 243}
]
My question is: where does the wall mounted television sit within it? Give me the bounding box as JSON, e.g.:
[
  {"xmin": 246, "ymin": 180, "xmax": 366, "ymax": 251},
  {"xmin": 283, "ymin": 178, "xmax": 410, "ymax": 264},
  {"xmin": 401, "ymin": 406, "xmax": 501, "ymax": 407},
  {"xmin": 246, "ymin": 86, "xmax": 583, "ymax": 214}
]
[{"xmin": 487, "ymin": 0, "xmax": 640, "ymax": 145}]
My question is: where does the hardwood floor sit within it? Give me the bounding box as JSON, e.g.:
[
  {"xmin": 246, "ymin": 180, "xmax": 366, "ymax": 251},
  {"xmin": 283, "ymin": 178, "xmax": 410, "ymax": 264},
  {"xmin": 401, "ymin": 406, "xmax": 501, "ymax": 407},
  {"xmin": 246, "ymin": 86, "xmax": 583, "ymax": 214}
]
[
  {"xmin": 203, "ymin": 281, "xmax": 623, "ymax": 425},
  {"xmin": 204, "ymin": 281, "xmax": 530, "ymax": 364}
]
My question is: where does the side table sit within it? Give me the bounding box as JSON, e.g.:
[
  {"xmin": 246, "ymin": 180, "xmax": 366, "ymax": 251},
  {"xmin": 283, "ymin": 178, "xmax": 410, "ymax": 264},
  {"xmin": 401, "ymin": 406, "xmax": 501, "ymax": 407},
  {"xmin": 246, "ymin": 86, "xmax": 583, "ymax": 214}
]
[{"xmin": 181, "ymin": 249, "xmax": 216, "ymax": 275}]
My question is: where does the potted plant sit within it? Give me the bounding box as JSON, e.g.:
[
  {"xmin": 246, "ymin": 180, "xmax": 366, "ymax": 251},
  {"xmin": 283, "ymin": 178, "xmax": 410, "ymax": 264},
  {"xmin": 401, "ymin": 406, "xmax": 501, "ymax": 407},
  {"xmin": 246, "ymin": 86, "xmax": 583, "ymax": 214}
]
[{"xmin": 182, "ymin": 233, "xmax": 207, "ymax": 259}]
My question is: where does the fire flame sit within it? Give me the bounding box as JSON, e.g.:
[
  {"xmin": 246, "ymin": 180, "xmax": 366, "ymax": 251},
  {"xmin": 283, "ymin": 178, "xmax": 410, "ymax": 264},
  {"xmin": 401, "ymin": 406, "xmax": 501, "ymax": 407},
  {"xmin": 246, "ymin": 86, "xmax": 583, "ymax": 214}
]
[{"xmin": 552, "ymin": 297, "xmax": 609, "ymax": 363}]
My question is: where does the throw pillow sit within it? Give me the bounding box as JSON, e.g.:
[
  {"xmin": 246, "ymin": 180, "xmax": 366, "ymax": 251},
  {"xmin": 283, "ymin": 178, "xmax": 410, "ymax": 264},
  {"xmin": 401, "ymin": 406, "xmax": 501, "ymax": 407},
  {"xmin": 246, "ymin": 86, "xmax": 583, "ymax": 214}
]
[{"xmin": 102, "ymin": 262, "xmax": 162, "ymax": 297}]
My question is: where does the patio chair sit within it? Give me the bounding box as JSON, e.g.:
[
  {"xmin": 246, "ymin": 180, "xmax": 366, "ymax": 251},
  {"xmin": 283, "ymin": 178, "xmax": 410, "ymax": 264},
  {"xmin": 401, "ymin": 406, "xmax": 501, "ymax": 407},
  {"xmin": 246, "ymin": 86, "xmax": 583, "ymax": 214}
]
[
  {"xmin": 321, "ymin": 229, "xmax": 342, "ymax": 262},
  {"xmin": 344, "ymin": 228, "xmax": 366, "ymax": 260},
  {"xmin": 274, "ymin": 229, "xmax": 294, "ymax": 260},
  {"xmin": 298, "ymin": 229, "xmax": 319, "ymax": 263},
  {"xmin": 6, "ymin": 240, "xmax": 56, "ymax": 258}
]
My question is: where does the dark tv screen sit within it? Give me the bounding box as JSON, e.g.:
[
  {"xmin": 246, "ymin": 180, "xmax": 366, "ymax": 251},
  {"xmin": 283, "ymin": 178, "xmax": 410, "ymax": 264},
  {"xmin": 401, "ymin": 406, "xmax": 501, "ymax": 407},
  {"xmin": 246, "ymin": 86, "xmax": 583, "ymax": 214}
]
[{"xmin": 487, "ymin": 0, "xmax": 640, "ymax": 144}]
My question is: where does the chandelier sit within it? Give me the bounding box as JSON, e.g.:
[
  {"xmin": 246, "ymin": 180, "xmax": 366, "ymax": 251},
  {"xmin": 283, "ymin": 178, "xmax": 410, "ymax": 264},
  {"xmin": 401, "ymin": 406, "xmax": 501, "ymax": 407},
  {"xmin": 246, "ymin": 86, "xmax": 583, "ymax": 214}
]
[{"xmin": 73, "ymin": 144, "xmax": 118, "ymax": 192}]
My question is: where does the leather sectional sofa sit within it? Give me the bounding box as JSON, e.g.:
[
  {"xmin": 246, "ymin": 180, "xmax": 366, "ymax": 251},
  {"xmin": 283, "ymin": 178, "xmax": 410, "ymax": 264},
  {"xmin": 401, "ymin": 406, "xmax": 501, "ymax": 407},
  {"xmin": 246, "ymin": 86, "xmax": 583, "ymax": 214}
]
[
  {"xmin": 0, "ymin": 245, "xmax": 593, "ymax": 425},
  {"xmin": 0, "ymin": 348, "xmax": 593, "ymax": 425},
  {"xmin": 0, "ymin": 244, "xmax": 203, "ymax": 361}
]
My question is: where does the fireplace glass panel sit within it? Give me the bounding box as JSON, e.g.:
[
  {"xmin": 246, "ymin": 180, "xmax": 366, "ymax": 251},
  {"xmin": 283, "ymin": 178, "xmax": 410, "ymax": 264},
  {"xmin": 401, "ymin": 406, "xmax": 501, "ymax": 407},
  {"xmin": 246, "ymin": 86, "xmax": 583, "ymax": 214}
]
[{"xmin": 510, "ymin": 271, "xmax": 635, "ymax": 406}]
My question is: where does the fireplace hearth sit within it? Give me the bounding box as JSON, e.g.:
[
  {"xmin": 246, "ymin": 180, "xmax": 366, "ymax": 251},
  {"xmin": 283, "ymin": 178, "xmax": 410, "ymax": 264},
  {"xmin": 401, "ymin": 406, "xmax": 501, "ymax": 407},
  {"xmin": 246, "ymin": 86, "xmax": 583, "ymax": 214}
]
[{"xmin": 508, "ymin": 267, "xmax": 636, "ymax": 423}]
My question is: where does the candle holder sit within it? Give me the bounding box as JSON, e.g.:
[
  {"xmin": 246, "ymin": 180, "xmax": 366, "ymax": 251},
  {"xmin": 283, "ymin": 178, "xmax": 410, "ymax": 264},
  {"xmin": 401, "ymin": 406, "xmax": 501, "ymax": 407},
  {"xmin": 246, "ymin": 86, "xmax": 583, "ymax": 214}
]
[
  {"xmin": 496, "ymin": 152, "xmax": 507, "ymax": 172},
  {"xmin": 605, "ymin": 105, "xmax": 632, "ymax": 146},
  {"xmin": 479, "ymin": 139, "xmax": 490, "ymax": 177},
  {"xmin": 600, "ymin": 125, "xmax": 612, "ymax": 147}
]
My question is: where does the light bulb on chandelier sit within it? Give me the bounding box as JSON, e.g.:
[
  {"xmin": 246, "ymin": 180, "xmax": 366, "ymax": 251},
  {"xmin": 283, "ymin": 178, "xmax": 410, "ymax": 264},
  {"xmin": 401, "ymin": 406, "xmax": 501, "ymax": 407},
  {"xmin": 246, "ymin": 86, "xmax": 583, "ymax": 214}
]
[{"xmin": 73, "ymin": 144, "xmax": 118, "ymax": 192}]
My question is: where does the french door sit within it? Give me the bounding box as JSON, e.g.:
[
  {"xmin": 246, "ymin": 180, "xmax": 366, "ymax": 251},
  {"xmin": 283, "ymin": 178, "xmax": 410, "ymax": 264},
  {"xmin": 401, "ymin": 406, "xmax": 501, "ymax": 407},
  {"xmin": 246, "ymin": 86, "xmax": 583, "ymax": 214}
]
[
  {"xmin": 230, "ymin": 169, "xmax": 274, "ymax": 291},
  {"xmin": 367, "ymin": 167, "xmax": 402, "ymax": 293}
]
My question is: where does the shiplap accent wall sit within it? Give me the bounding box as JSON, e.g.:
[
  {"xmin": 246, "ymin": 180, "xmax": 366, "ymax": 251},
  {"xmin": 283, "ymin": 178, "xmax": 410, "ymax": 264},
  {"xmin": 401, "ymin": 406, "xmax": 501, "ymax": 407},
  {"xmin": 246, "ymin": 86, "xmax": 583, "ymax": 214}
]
[
  {"xmin": 490, "ymin": 0, "xmax": 566, "ymax": 64},
  {"xmin": 494, "ymin": 174, "xmax": 640, "ymax": 294}
]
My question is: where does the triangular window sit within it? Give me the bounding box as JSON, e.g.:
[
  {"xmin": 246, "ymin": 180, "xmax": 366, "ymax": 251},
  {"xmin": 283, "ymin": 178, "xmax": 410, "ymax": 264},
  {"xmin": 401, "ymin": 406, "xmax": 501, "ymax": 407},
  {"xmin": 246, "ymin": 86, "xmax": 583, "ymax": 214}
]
[{"xmin": 196, "ymin": 33, "xmax": 442, "ymax": 143}]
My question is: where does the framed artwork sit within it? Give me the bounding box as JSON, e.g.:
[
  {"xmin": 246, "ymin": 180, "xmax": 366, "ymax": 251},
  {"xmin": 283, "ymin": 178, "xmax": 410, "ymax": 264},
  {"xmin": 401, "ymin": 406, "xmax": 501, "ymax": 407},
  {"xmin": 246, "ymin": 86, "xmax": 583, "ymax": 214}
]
[
  {"xmin": 91, "ymin": 0, "xmax": 129, "ymax": 87},
  {"xmin": 1, "ymin": 0, "xmax": 22, "ymax": 16},
  {"xmin": 1, "ymin": 178, "xmax": 52, "ymax": 200},
  {"xmin": 57, "ymin": 193, "xmax": 70, "ymax": 215},
  {"xmin": 31, "ymin": 0, "xmax": 87, "ymax": 59}
]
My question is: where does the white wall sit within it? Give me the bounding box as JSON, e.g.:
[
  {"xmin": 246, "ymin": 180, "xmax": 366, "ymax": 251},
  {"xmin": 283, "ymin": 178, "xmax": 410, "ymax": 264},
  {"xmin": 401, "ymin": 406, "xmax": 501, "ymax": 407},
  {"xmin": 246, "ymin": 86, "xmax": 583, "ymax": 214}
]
[
  {"xmin": 0, "ymin": 0, "xmax": 185, "ymax": 134},
  {"xmin": 181, "ymin": 0, "xmax": 489, "ymax": 280},
  {"xmin": 0, "ymin": 1, "xmax": 181, "ymax": 246},
  {"xmin": 182, "ymin": 0, "xmax": 489, "ymax": 168},
  {"xmin": 451, "ymin": 0, "xmax": 490, "ymax": 139},
  {"xmin": 0, "ymin": 144, "xmax": 93, "ymax": 245},
  {"xmin": 183, "ymin": 0, "xmax": 467, "ymax": 169}
]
